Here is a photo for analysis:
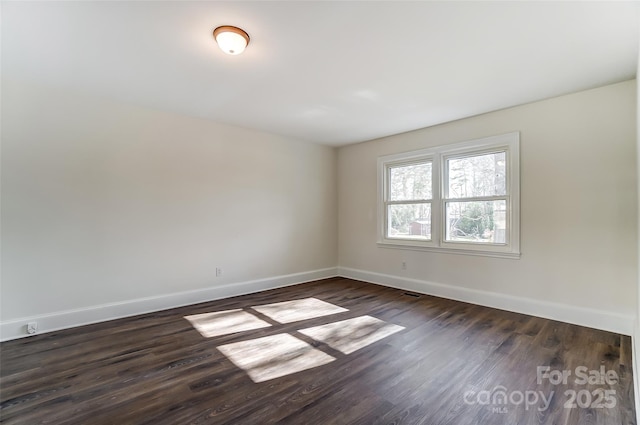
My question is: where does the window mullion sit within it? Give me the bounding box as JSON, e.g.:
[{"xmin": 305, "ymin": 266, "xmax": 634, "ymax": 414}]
[
  {"xmin": 386, "ymin": 199, "xmax": 432, "ymax": 206},
  {"xmin": 444, "ymin": 195, "xmax": 509, "ymax": 203},
  {"xmin": 432, "ymin": 152, "xmax": 442, "ymax": 247}
]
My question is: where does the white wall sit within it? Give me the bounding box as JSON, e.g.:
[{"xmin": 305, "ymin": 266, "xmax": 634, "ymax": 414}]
[
  {"xmin": 2, "ymin": 78, "xmax": 636, "ymax": 340},
  {"xmin": 1, "ymin": 80, "xmax": 337, "ymax": 332},
  {"xmin": 338, "ymin": 80, "xmax": 637, "ymax": 330},
  {"xmin": 635, "ymin": 17, "xmax": 640, "ymax": 417}
]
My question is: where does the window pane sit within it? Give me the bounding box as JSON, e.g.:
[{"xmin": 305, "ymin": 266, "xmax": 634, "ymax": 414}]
[
  {"xmin": 447, "ymin": 152, "xmax": 506, "ymax": 198},
  {"xmin": 445, "ymin": 200, "xmax": 506, "ymax": 244},
  {"xmin": 389, "ymin": 162, "xmax": 432, "ymax": 201},
  {"xmin": 387, "ymin": 203, "xmax": 431, "ymax": 240}
]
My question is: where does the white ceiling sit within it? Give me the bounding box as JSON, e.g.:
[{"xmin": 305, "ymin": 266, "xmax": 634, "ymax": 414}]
[{"xmin": 2, "ymin": 1, "xmax": 638, "ymax": 146}]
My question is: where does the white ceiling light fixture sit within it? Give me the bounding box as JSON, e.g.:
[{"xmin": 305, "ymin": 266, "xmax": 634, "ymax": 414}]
[{"xmin": 213, "ymin": 25, "xmax": 250, "ymax": 56}]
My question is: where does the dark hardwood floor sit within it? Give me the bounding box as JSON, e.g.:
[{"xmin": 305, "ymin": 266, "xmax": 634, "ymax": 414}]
[{"xmin": 0, "ymin": 277, "xmax": 635, "ymax": 424}]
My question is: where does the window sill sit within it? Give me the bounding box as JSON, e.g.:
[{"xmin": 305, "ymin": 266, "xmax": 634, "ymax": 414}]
[{"xmin": 377, "ymin": 242, "xmax": 521, "ymax": 259}]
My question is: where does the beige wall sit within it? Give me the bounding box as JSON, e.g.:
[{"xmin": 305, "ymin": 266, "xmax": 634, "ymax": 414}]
[
  {"xmin": 2, "ymin": 78, "xmax": 636, "ymax": 334},
  {"xmin": 635, "ymin": 27, "xmax": 640, "ymax": 417},
  {"xmin": 338, "ymin": 80, "xmax": 637, "ymax": 317},
  {"xmin": 1, "ymin": 80, "xmax": 338, "ymax": 322}
]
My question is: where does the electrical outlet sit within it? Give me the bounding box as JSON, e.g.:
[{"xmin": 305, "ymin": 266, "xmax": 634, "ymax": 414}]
[
  {"xmin": 27, "ymin": 322, "xmax": 37, "ymax": 335},
  {"xmin": 216, "ymin": 267, "xmax": 223, "ymax": 277}
]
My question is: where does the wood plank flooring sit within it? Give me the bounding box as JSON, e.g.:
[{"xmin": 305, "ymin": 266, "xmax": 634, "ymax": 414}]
[{"xmin": 0, "ymin": 277, "xmax": 635, "ymax": 424}]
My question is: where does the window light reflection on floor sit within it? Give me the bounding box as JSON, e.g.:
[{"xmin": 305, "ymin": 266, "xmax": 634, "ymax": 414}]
[
  {"xmin": 298, "ymin": 315, "xmax": 405, "ymax": 355},
  {"xmin": 251, "ymin": 297, "xmax": 348, "ymax": 323},
  {"xmin": 184, "ymin": 298, "xmax": 405, "ymax": 383},
  {"xmin": 217, "ymin": 333, "xmax": 335, "ymax": 383},
  {"xmin": 184, "ymin": 309, "xmax": 271, "ymax": 338}
]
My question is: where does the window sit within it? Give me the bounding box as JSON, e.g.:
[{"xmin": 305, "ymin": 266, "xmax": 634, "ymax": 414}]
[
  {"xmin": 377, "ymin": 132, "xmax": 520, "ymax": 258},
  {"xmin": 387, "ymin": 161, "xmax": 433, "ymax": 241}
]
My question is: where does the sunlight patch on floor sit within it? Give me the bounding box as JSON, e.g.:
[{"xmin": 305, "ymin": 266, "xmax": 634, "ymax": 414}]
[
  {"xmin": 217, "ymin": 333, "xmax": 335, "ymax": 383},
  {"xmin": 252, "ymin": 297, "xmax": 348, "ymax": 323},
  {"xmin": 185, "ymin": 298, "xmax": 404, "ymax": 382},
  {"xmin": 184, "ymin": 309, "xmax": 271, "ymax": 338},
  {"xmin": 298, "ymin": 315, "xmax": 405, "ymax": 354}
]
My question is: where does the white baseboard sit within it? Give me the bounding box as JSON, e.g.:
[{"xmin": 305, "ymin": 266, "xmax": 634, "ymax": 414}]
[
  {"xmin": 0, "ymin": 267, "xmax": 338, "ymax": 342},
  {"xmin": 338, "ymin": 267, "xmax": 634, "ymax": 336},
  {"xmin": 3, "ymin": 266, "xmax": 633, "ymax": 342}
]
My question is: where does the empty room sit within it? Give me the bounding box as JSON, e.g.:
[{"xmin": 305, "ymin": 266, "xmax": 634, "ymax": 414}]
[{"xmin": 1, "ymin": 1, "xmax": 638, "ymax": 424}]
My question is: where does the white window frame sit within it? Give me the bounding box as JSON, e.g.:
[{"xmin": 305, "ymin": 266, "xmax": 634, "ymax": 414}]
[{"xmin": 377, "ymin": 132, "xmax": 520, "ymax": 259}]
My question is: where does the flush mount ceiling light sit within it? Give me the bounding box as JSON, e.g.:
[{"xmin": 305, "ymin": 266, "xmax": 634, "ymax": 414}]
[{"xmin": 213, "ymin": 26, "xmax": 250, "ymax": 55}]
